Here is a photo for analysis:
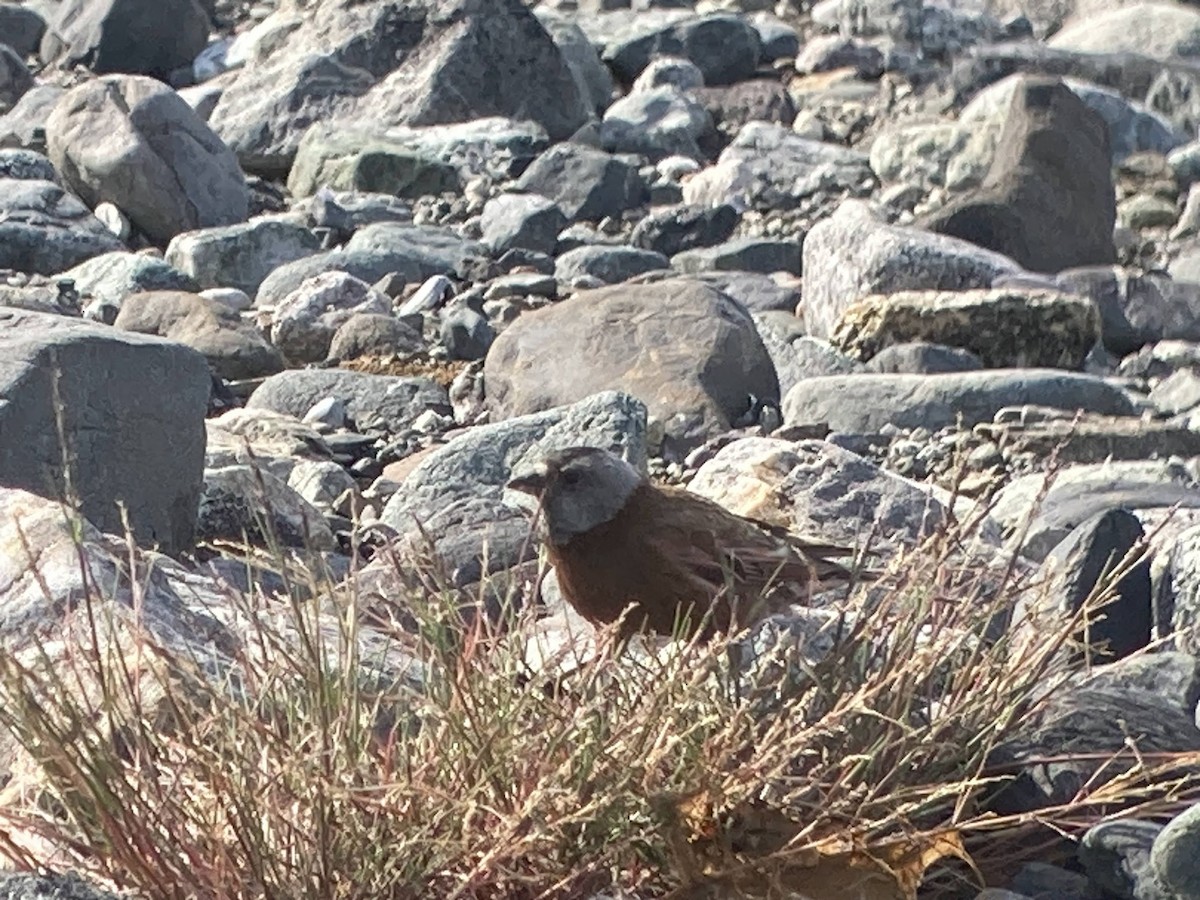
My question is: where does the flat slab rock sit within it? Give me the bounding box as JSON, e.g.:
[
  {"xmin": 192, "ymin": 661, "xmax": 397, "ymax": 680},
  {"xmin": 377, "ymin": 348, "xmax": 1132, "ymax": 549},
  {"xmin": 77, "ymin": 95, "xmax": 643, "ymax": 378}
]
[
  {"xmin": 246, "ymin": 368, "xmax": 450, "ymax": 436},
  {"xmin": 978, "ymin": 413, "xmax": 1200, "ymax": 465},
  {"xmin": 783, "ymin": 369, "xmax": 1136, "ymax": 433}
]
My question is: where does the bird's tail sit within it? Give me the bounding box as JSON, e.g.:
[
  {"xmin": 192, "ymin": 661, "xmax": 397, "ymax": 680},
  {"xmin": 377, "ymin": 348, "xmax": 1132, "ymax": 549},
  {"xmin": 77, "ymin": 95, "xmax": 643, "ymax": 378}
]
[{"xmin": 796, "ymin": 541, "xmax": 884, "ymax": 586}]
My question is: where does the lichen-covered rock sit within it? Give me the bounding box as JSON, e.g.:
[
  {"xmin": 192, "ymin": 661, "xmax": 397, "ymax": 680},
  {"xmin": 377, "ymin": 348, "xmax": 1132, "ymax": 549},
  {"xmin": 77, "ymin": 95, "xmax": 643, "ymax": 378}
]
[
  {"xmin": 869, "ymin": 121, "xmax": 1001, "ymax": 192},
  {"xmin": 830, "ymin": 288, "xmax": 1100, "ymax": 369}
]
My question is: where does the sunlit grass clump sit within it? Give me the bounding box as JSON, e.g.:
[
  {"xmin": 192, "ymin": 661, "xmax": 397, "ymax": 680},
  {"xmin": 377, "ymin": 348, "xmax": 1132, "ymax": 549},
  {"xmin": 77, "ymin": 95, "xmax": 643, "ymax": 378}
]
[{"xmin": 0, "ymin": 499, "xmax": 1195, "ymax": 900}]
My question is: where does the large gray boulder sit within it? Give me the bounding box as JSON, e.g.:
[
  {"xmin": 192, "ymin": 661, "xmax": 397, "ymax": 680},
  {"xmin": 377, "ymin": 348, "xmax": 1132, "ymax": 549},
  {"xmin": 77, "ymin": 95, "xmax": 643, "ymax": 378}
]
[
  {"xmin": 286, "ymin": 131, "xmax": 460, "ymax": 200},
  {"xmin": 599, "ymin": 86, "xmax": 714, "ymax": 161},
  {"xmin": 344, "ymin": 222, "xmax": 490, "ymax": 277},
  {"xmin": 479, "ymin": 193, "xmax": 567, "ymax": 256},
  {"xmin": 802, "ymin": 199, "xmax": 1023, "ymax": 339},
  {"xmin": 39, "ymin": 0, "xmax": 209, "ymax": 80},
  {"xmin": 484, "ymin": 277, "xmax": 777, "ymax": 455},
  {"xmin": 554, "ymin": 244, "xmax": 670, "ymax": 286},
  {"xmin": 1026, "ymin": 508, "xmax": 1152, "ymax": 661},
  {"xmin": 0, "ymin": 309, "xmax": 210, "ymax": 554},
  {"xmin": 208, "ymin": 0, "xmax": 589, "ymax": 176},
  {"xmin": 46, "ymin": 76, "xmax": 249, "ymax": 245},
  {"xmin": 922, "ymin": 76, "xmax": 1116, "ymax": 274},
  {"xmin": 1056, "ymin": 267, "xmax": 1200, "ymax": 355}
]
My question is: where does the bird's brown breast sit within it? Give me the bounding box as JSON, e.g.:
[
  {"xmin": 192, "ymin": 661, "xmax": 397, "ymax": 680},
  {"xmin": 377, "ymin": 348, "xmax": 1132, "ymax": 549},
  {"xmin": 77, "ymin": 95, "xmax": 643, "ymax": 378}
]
[{"xmin": 546, "ymin": 482, "xmax": 844, "ymax": 638}]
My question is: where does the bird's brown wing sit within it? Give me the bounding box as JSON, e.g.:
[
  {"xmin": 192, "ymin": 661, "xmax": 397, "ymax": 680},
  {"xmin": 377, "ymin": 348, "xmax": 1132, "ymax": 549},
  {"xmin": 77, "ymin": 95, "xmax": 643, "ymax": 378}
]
[
  {"xmin": 547, "ymin": 482, "xmax": 855, "ymax": 638},
  {"xmin": 738, "ymin": 516, "xmax": 856, "ymax": 583},
  {"xmin": 652, "ymin": 487, "xmax": 851, "ymax": 601}
]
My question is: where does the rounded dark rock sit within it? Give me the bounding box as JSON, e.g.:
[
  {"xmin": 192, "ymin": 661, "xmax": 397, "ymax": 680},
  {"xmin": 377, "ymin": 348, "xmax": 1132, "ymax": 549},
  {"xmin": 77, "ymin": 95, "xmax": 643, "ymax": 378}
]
[
  {"xmin": 1152, "ymin": 803, "xmax": 1200, "ymax": 899},
  {"xmin": 1026, "ymin": 508, "xmax": 1151, "ymax": 662},
  {"xmin": 440, "ymin": 305, "xmax": 495, "ymax": 361},
  {"xmin": 630, "ymin": 203, "xmax": 739, "ymax": 257},
  {"xmin": 328, "ymin": 313, "xmax": 426, "ymax": 362},
  {"xmin": 1079, "ymin": 819, "xmax": 1166, "ymax": 900}
]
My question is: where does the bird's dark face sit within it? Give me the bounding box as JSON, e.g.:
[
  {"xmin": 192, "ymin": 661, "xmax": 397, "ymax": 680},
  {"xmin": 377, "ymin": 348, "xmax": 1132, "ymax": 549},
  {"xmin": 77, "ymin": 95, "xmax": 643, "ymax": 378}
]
[{"xmin": 506, "ymin": 447, "xmax": 644, "ymax": 545}]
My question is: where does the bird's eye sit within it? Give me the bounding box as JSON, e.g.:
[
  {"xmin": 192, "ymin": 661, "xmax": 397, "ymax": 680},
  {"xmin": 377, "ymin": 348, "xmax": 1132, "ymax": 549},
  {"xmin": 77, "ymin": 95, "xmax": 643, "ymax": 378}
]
[{"xmin": 562, "ymin": 469, "xmax": 582, "ymax": 486}]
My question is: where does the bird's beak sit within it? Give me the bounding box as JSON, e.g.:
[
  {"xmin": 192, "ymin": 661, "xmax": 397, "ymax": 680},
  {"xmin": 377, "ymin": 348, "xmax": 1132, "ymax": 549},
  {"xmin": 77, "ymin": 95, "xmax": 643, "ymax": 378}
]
[{"xmin": 506, "ymin": 465, "xmax": 548, "ymax": 496}]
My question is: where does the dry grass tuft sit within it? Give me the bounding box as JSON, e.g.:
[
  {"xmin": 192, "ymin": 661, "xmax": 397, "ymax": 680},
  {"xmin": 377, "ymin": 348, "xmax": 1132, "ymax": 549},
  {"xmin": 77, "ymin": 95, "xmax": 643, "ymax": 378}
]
[
  {"xmin": 339, "ymin": 353, "xmax": 468, "ymax": 388},
  {"xmin": 0, "ymin": 495, "xmax": 1196, "ymax": 900}
]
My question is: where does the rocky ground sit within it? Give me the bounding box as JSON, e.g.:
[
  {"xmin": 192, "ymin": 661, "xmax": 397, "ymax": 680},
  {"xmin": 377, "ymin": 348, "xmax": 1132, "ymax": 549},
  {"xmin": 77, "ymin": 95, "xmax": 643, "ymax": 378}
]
[{"xmin": 6, "ymin": 0, "xmax": 1200, "ymax": 895}]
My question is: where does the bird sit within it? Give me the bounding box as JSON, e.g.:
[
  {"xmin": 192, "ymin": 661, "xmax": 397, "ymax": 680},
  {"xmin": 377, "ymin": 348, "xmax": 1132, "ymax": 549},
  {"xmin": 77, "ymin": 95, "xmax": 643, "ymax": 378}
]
[{"xmin": 506, "ymin": 446, "xmax": 854, "ymax": 641}]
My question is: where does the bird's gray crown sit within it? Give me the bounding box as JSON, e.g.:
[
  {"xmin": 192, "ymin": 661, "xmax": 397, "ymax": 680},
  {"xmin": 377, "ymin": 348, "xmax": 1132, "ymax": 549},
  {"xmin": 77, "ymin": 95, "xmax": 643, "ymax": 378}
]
[{"xmin": 507, "ymin": 446, "xmax": 644, "ymax": 546}]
